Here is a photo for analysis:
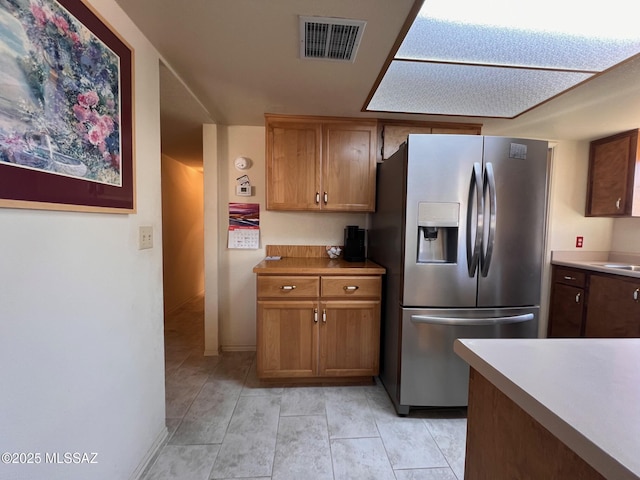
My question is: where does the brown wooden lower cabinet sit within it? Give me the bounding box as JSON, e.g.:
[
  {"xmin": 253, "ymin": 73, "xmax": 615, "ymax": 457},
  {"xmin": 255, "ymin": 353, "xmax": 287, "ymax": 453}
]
[
  {"xmin": 257, "ymin": 300, "xmax": 318, "ymax": 378},
  {"xmin": 548, "ymin": 265, "xmax": 640, "ymax": 338},
  {"xmin": 584, "ymin": 274, "xmax": 640, "ymax": 337},
  {"xmin": 465, "ymin": 368, "xmax": 606, "ymax": 480},
  {"xmin": 256, "ymin": 273, "xmax": 381, "ymax": 380},
  {"xmin": 548, "ymin": 283, "xmax": 585, "ymax": 337},
  {"xmin": 319, "ymin": 300, "xmax": 380, "ymax": 377}
]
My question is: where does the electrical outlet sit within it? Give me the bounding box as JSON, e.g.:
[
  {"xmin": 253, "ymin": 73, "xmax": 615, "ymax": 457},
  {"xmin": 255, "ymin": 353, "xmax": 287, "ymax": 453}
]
[
  {"xmin": 139, "ymin": 226, "xmax": 153, "ymax": 250},
  {"xmin": 576, "ymin": 236, "xmax": 584, "ymax": 248}
]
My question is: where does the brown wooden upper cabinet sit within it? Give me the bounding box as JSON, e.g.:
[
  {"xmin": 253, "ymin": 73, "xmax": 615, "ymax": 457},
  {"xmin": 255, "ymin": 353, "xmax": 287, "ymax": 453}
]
[
  {"xmin": 379, "ymin": 119, "xmax": 482, "ymax": 160},
  {"xmin": 265, "ymin": 114, "xmax": 377, "ymax": 212},
  {"xmin": 586, "ymin": 129, "xmax": 640, "ymax": 217}
]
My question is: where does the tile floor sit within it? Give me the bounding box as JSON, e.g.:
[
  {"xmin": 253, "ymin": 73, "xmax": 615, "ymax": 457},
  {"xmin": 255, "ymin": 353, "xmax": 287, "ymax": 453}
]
[{"xmin": 142, "ymin": 295, "xmax": 467, "ymax": 480}]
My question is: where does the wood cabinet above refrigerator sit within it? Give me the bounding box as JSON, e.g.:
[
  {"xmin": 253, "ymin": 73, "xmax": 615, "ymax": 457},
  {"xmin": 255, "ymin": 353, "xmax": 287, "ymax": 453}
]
[
  {"xmin": 378, "ymin": 119, "xmax": 482, "ymax": 161},
  {"xmin": 586, "ymin": 128, "xmax": 640, "ymax": 217}
]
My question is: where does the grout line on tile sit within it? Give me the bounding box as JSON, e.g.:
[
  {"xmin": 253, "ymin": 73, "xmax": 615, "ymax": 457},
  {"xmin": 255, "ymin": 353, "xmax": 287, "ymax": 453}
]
[{"xmin": 422, "ymin": 418, "xmax": 462, "ymax": 480}]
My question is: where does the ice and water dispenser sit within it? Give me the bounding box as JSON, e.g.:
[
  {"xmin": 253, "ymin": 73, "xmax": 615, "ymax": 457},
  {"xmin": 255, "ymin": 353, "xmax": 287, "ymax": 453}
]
[{"xmin": 417, "ymin": 202, "xmax": 459, "ymax": 263}]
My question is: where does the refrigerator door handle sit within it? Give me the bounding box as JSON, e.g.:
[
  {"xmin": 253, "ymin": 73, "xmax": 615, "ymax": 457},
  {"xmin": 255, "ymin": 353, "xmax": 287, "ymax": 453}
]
[
  {"xmin": 410, "ymin": 313, "xmax": 534, "ymax": 326},
  {"xmin": 466, "ymin": 162, "xmax": 484, "ymax": 277},
  {"xmin": 481, "ymin": 162, "xmax": 497, "ymax": 277}
]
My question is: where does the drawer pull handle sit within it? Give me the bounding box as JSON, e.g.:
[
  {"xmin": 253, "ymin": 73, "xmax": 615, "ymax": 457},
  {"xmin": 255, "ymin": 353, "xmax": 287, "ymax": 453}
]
[
  {"xmin": 616, "ymin": 197, "xmax": 622, "ymax": 210},
  {"xmin": 280, "ymin": 285, "xmax": 296, "ymax": 291},
  {"xmin": 322, "ymin": 309, "xmax": 327, "ymax": 323},
  {"xmin": 315, "ymin": 192, "xmax": 320, "ymax": 204},
  {"xmin": 634, "ymin": 289, "xmax": 639, "ymax": 302},
  {"xmin": 575, "ymin": 292, "xmax": 581, "ymax": 303},
  {"xmin": 564, "ymin": 276, "xmax": 576, "ymax": 281},
  {"xmin": 323, "ymin": 192, "xmax": 328, "ymax": 205},
  {"xmin": 343, "ymin": 285, "xmax": 359, "ymax": 291},
  {"xmin": 314, "ymin": 308, "xmax": 318, "ymax": 323}
]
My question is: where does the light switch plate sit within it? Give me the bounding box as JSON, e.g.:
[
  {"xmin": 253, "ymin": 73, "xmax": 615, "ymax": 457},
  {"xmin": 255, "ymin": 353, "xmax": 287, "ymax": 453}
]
[{"xmin": 139, "ymin": 226, "xmax": 153, "ymax": 250}]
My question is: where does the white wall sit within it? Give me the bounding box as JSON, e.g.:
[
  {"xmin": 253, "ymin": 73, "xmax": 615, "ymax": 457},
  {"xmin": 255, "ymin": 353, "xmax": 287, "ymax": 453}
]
[
  {"xmin": 611, "ymin": 218, "xmax": 640, "ymax": 253},
  {"xmin": 161, "ymin": 154, "xmax": 204, "ymax": 313},
  {"xmin": 0, "ymin": 1, "xmax": 166, "ymax": 479},
  {"xmin": 544, "ymin": 140, "xmax": 614, "ymax": 252},
  {"xmin": 210, "ymin": 126, "xmax": 367, "ymax": 351}
]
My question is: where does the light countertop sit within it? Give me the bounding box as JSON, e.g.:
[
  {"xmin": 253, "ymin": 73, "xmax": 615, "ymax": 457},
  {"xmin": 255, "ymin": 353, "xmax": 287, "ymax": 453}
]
[
  {"xmin": 551, "ymin": 251, "xmax": 640, "ymax": 279},
  {"xmin": 454, "ymin": 338, "xmax": 640, "ymax": 480}
]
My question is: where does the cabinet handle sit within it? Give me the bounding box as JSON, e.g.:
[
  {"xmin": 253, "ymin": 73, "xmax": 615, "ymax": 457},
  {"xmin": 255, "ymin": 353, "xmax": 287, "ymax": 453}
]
[
  {"xmin": 634, "ymin": 289, "xmax": 639, "ymax": 302},
  {"xmin": 323, "ymin": 192, "xmax": 328, "ymax": 205},
  {"xmin": 575, "ymin": 292, "xmax": 581, "ymax": 303},
  {"xmin": 343, "ymin": 285, "xmax": 359, "ymax": 291},
  {"xmin": 280, "ymin": 285, "xmax": 296, "ymax": 291},
  {"xmin": 315, "ymin": 192, "xmax": 320, "ymax": 204},
  {"xmin": 314, "ymin": 308, "xmax": 318, "ymax": 323},
  {"xmin": 564, "ymin": 276, "xmax": 576, "ymax": 281},
  {"xmin": 322, "ymin": 309, "xmax": 326, "ymax": 323},
  {"xmin": 616, "ymin": 198, "xmax": 622, "ymax": 210}
]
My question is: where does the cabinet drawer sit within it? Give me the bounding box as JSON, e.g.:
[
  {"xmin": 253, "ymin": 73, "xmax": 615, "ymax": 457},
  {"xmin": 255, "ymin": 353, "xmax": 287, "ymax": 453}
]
[
  {"xmin": 257, "ymin": 275, "xmax": 319, "ymax": 298},
  {"xmin": 552, "ymin": 267, "xmax": 586, "ymax": 288},
  {"xmin": 321, "ymin": 276, "xmax": 381, "ymax": 298}
]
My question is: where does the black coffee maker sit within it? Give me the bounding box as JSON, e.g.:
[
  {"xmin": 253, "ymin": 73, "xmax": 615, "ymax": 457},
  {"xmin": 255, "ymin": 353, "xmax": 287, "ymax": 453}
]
[{"xmin": 343, "ymin": 225, "xmax": 366, "ymax": 262}]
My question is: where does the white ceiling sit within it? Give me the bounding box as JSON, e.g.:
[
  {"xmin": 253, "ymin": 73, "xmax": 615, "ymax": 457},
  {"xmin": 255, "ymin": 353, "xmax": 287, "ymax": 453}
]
[{"xmin": 115, "ymin": 0, "xmax": 640, "ymax": 168}]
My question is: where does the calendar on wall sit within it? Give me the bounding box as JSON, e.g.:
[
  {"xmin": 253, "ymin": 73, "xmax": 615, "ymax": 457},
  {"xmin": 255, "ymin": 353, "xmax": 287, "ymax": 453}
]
[{"xmin": 228, "ymin": 203, "xmax": 260, "ymax": 249}]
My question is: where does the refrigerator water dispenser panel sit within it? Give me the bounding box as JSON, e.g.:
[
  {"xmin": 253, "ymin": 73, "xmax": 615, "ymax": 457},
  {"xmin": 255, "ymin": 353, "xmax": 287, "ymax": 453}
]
[{"xmin": 417, "ymin": 202, "xmax": 459, "ymax": 264}]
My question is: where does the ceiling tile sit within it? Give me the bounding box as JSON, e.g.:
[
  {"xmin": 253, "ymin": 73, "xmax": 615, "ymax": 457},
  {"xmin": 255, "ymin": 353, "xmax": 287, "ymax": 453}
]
[
  {"xmin": 367, "ymin": 61, "xmax": 593, "ymax": 118},
  {"xmin": 398, "ymin": 18, "xmax": 640, "ymax": 72}
]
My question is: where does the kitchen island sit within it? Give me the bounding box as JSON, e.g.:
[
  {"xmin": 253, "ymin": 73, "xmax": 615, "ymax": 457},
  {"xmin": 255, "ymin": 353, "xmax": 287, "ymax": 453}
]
[{"xmin": 454, "ymin": 338, "xmax": 640, "ymax": 480}]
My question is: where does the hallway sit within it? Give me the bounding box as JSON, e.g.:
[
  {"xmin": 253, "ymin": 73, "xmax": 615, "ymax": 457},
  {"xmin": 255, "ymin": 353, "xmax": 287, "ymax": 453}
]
[{"xmin": 142, "ymin": 295, "xmax": 467, "ymax": 479}]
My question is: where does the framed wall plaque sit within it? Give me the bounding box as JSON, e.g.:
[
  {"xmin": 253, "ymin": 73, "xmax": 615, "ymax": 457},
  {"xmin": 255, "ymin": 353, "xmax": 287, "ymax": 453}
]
[{"xmin": 0, "ymin": 0, "xmax": 134, "ymax": 213}]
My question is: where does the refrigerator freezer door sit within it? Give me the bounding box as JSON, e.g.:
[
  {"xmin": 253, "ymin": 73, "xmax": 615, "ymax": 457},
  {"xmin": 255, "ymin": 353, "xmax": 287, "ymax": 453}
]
[
  {"xmin": 478, "ymin": 137, "xmax": 549, "ymax": 307},
  {"xmin": 399, "ymin": 307, "xmax": 539, "ymax": 409},
  {"xmin": 403, "ymin": 135, "xmax": 484, "ymax": 307}
]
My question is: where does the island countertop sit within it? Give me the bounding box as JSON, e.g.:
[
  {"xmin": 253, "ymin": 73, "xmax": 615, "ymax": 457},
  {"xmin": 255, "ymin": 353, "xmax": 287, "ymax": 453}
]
[{"xmin": 454, "ymin": 338, "xmax": 640, "ymax": 480}]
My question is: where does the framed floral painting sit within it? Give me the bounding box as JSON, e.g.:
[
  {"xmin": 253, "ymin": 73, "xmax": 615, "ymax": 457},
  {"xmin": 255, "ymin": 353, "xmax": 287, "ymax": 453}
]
[{"xmin": 0, "ymin": 0, "xmax": 134, "ymax": 212}]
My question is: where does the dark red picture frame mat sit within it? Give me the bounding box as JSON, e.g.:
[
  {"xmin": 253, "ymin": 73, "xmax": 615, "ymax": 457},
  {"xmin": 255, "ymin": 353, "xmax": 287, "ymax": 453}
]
[{"xmin": 0, "ymin": 0, "xmax": 134, "ymax": 211}]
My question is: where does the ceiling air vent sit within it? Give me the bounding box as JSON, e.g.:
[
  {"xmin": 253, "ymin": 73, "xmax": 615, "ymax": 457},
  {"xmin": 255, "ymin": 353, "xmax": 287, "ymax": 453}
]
[{"xmin": 300, "ymin": 16, "xmax": 366, "ymax": 62}]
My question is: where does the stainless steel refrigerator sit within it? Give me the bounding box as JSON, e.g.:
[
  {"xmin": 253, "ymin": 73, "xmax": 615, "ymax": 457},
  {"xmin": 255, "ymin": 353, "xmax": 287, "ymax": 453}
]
[{"xmin": 369, "ymin": 134, "xmax": 549, "ymax": 415}]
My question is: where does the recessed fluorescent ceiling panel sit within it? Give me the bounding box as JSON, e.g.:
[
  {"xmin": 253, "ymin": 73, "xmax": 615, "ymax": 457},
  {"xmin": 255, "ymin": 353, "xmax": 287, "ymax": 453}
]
[{"xmin": 367, "ymin": 0, "xmax": 640, "ymax": 118}]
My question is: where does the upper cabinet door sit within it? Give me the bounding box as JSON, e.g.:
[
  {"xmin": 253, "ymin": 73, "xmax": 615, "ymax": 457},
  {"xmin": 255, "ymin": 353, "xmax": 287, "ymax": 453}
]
[
  {"xmin": 586, "ymin": 129, "xmax": 640, "ymax": 217},
  {"xmin": 322, "ymin": 123, "xmax": 377, "ymax": 212},
  {"xmin": 266, "ymin": 121, "xmax": 322, "ymax": 211}
]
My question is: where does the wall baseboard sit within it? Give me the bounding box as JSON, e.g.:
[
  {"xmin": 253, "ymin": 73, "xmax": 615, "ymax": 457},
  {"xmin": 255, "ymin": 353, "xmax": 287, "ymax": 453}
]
[{"xmin": 130, "ymin": 423, "xmax": 168, "ymax": 480}]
